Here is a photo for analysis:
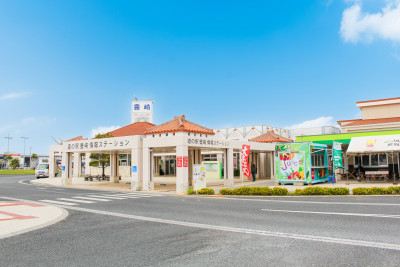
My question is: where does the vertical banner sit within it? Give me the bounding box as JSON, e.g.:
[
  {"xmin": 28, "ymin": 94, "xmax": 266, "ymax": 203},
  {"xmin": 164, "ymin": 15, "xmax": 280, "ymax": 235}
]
[
  {"xmin": 183, "ymin": 156, "xmax": 188, "ymax": 167},
  {"xmin": 333, "ymin": 141, "xmax": 344, "ymax": 170},
  {"xmin": 241, "ymin": 145, "xmax": 251, "ymax": 178},
  {"xmin": 193, "ymin": 164, "xmax": 207, "ymax": 191},
  {"xmin": 177, "ymin": 156, "xmax": 183, "ymax": 167}
]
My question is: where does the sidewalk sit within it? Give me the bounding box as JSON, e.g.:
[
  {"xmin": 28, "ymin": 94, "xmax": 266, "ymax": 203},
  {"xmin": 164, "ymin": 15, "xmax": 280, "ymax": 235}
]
[{"xmin": 0, "ymin": 201, "xmax": 68, "ymax": 239}]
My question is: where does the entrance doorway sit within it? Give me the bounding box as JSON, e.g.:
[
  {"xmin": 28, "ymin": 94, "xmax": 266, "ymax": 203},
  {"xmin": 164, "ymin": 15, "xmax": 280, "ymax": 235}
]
[{"xmin": 159, "ymin": 156, "xmax": 176, "ymax": 176}]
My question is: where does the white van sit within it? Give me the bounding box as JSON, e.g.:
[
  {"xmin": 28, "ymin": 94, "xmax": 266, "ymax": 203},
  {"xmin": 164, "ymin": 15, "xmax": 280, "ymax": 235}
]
[{"xmin": 35, "ymin": 163, "xmax": 49, "ymax": 178}]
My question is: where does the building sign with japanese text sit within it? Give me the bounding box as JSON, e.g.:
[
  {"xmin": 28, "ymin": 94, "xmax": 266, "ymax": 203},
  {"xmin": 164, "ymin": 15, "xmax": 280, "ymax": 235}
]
[
  {"xmin": 187, "ymin": 138, "xmax": 229, "ymax": 147},
  {"xmin": 63, "ymin": 136, "xmax": 137, "ymax": 152}
]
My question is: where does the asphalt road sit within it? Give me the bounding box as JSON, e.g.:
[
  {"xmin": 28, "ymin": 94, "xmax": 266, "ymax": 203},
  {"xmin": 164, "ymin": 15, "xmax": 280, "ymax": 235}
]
[{"xmin": 1, "ymin": 175, "xmax": 400, "ymax": 266}]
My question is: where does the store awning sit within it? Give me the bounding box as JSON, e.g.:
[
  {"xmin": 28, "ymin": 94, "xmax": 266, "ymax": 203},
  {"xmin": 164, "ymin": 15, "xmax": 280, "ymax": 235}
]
[{"xmin": 347, "ymin": 134, "xmax": 400, "ymax": 155}]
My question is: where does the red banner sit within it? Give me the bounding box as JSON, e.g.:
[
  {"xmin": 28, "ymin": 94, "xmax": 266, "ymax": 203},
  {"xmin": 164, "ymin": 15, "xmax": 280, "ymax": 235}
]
[
  {"xmin": 177, "ymin": 156, "xmax": 183, "ymax": 167},
  {"xmin": 241, "ymin": 145, "xmax": 251, "ymax": 178},
  {"xmin": 183, "ymin": 156, "xmax": 188, "ymax": 167}
]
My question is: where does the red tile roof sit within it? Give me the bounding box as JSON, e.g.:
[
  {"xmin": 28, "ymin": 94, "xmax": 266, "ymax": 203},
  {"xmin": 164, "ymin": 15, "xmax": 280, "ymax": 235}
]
[
  {"xmin": 357, "ymin": 97, "xmax": 400, "ymax": 104},
  {"xmin": 66, "ymin": 136, "xmax": 86, "ymax": 142},
  {"xmin": 109, "ymin": 122, "xmax": 155, "ymax": 137},
  {"xmin": 249, "ymin": 131, "xmax": 293, "ymax": 143},
  {"xmin": 145, "ymin": 115, "xmax": 215, "ymax": 135},
  {"xmin": 338, "ymin": 117, "xmax": 400, "ymax": 127}
]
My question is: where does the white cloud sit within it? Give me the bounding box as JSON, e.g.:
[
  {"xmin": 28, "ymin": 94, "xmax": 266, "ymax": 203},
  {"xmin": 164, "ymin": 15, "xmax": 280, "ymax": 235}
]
[
  {"xmin": 0, "ymin": 91, "xmax": 31, "ymax": 101},
  {"xmin": 286, "ymin": 116, "xmax": 337, "ymax": 129},
  {"xmin": 340, "ymin": 1, "xmax": 400, "ymax": 43},
  {"xmin": 90, "ymin": 126, "xmax": 120, "ymax": 138}
]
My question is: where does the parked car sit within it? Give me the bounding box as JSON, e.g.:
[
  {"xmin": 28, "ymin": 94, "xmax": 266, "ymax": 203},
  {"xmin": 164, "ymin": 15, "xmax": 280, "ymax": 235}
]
[{"xmin": 35, "ymin": 163, "xmax": 49, "ymax": 178}]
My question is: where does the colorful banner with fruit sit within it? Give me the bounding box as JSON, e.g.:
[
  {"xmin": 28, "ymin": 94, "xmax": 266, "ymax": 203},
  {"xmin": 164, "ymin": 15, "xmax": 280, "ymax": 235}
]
[{"xmin": 275, "ymin": 143, "xmax": 311, "ymax": 183}]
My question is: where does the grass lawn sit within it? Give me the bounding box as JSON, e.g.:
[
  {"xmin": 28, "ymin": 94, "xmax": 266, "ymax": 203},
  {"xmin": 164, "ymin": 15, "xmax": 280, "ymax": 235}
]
[{"xmin": 0, "ymin": 170, "xmax": 35, "ymax": 175}]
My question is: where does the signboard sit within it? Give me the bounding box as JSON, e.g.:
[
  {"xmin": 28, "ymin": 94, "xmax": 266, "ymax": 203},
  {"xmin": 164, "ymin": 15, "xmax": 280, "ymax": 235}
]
[
  {"xmin": 132, "ymin": 166, "xmax": 137, "ymax": 175},
  {"xmin": 241, "ymin": 145, "xmax": 251, "ymax": 178},
  {"xmin": 187, "ymin": 138, "xmax": 229, "ymax": 147},
  {"xmin": 62, "ymin": 166, "xmax": 65, "ymax": 172},
  {"xmin": 201, "ymin": 161, "xmax": 222, "ymax": 179},
  {"xmin": 193, "ymin": 164, "xmax": 207, "ymax": 191},
  {"xmin": 275, "ymin": 143, "xmax": 311, "ymax": 182},
  {"xmin": 63, "ymin": 136, "xmax": 136, "ymax": 152},
  {"xmin": 347, "ymin": 134, "xmax": 400, "ymax": 154},
  {"xmin": 183, "ymin": 156, "xmax": 188, "ymax": 167},
  {"xmin": 333, "ymin": 141, "xmax": 344, "ymax": 170},
  {"xmin": 177, "ymin": 156, "xmax": 183, "ymax": 167}
]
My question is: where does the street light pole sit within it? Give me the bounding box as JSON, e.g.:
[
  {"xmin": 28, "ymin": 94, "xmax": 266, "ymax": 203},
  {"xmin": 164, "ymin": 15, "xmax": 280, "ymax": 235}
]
[
  {"xmin": 3, "ymin": 133, "xmax": 13, "ymax": 154},
  {"xmin": 29, "ymin": 147, "xmax": 32, "ymax": 168},
  {"xmin": 21, "ymin": 137, "xmax": 29, "ymax": 168}
]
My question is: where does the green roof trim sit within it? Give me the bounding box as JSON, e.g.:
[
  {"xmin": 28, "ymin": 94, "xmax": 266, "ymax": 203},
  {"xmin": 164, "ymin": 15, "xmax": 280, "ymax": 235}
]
[{"xmin": 295, "ymin": 129, "xmax": 400, "ymax": 145}]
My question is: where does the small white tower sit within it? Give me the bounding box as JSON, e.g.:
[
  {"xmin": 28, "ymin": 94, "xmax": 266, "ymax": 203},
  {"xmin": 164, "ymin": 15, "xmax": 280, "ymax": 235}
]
[{"xmin": 131, "ymin": 96, "xmax": 154, "ymax": 123}]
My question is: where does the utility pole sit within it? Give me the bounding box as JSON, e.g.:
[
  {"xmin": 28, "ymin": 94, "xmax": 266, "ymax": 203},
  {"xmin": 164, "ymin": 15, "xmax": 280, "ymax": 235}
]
[
  {"xmin": 4, "ymin": 133, "xmax": 12, "ymax": 154},
  {"xmin": 21, "ymin": 137, "xmax": 29, "ymax": 168}
]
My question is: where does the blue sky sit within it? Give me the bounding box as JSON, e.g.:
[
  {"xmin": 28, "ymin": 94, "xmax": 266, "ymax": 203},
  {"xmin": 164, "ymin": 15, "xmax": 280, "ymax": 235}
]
[{"xmin": 1, "ymin": 0, "xmax": 399, "ymax": 154}]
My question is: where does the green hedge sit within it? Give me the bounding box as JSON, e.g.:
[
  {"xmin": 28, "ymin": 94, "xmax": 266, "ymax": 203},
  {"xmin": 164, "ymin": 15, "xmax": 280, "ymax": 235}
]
[
  {"xmin": 352, "ymin": 186, "xmax": 400, "ymax": 195},
  {"xmin": 293, "ymin": 187, "xmax": 350, "ymax": 195},
  {"xmin": 187, "ymin": 188, "xmax": 215, "ymax": 195},
  {"xmin": 219, "ymin": 186, "xmax": 288, "ymax": 196}
]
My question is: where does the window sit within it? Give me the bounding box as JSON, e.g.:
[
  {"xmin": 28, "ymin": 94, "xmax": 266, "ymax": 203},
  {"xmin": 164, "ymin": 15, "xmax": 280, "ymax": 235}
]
[
  {"xmin": 311, "ymin": 154, "xmax": 325, "ymax": 167},
  {"xmin": 200, "ymin": 134, "xmax": 202, "ymax": 137},
  {"xmin": 166, "ymin": 133, "xmax": 168, "ymax": 136},
  {"xmin": 355, "ymin": 154, "xmax": 388, "ymax": 167},
  {"xmin": 188, "ymin": 133, "xmax": 190, "ymax": 136}
]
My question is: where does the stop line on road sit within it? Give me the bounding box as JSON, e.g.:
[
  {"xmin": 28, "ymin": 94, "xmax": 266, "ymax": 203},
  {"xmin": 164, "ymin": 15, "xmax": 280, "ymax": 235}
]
[{"xmin": 39, "ymin": 193, "xmax": 162, "ymax": 206}]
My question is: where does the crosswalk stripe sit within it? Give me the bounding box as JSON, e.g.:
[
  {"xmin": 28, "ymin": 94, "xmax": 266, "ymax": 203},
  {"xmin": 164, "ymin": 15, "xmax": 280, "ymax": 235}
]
[
  {"xmin": 57, "ymin": 198, "xmax": 94, "ymax": 204},
  {"xmin": 73, "ymin": 196, "xmax": 111, "ymax": 202},
  {"xmin": 87, "ymin": 195, "xmax": 126, "ymax": 200},
  {"xmin": 111, "ymin": 194, "xmax": 153, "ymax": 198},
  {"xmin": 39, "ymin": 200, "xmax": 78, "ymax": 206},
  {"xmin": 112, "ymin": 193, "xmax": 154, "ymax": 197}
]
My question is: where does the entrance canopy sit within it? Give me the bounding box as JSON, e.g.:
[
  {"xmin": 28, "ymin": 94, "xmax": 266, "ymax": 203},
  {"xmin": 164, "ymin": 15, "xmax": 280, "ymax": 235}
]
[{"xmin": 347, "ymin": 134, "xmax": 400, "ymax": 155}]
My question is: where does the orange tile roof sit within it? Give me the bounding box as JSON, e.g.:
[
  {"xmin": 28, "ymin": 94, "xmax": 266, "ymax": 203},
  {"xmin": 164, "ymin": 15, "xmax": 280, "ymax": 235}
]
[
  {"xmin": 145, "ymin": 115, "xmax": 215, "ymax": 135},
  {"xmin": 109, "ymin": 122, "xmax": 155, "ymax": 137},
  {"xmin": 339, "ymin": 117, "xmax": 400, "ymax": 127},
  {"xmin": 66, "ymin": 136, "xmax": 86, "ymax": 142},
  {"xmin": 249, "ymin": 131, "xmax": 293, "ymax": 143},
  {"xmin": 357, "ymin": 97, "xmax": 400, "ymax": 104}
]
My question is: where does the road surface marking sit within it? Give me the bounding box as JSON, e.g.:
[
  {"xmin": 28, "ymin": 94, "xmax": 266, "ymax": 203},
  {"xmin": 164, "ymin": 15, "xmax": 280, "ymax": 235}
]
[
  {"xmin": 57, "ymin": 198, "xmax": 94, "ymax": 204},
  {"xmin": 4, "ymin": 195, "xmax": 400, "ymax": 252},
  {"xmin": 86, "ymin": 195, "xmax": 126, "ymax": 200},
  {"xmin": 261, "ymin": 209, "xmax": 400, "ymax": 219},
  {"xmin": 39, "ymin": 200, "xmax": 78, "ymax": 206},
  {"xmin": 73, "ymin": 196, "xmax": 111, "ymax": 202}
]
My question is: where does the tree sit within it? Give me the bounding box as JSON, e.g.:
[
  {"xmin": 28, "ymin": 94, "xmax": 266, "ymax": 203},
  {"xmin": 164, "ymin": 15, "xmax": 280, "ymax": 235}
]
[
  {"xmin": 88, "ymin": 133, "xmax": 113, "ymax": 177},
  {"xmin": 5, "ymin": 155, "xmax": 12, "ymax": 169},
  {"xmin": 89, "ymin": 154, "xmax": 110, "ymax": 177},
  {"xmin": 9, "ymin": 158, "xmax": 20, "ymax": 169},
  {"xmin": 31, "ymin": 153, "xmax": 38, "ymax": 160}
]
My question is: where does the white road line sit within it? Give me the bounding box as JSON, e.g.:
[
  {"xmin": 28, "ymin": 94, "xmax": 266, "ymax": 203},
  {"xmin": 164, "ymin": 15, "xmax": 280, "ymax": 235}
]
[
  {"xmin": 261, "ymin": 209, "xmax": 400, "ymax": 219},
  {"xmin": 57, "ymin": 198, "xmax": 94, "ymax": 204},
  {"xmin": 60, "ymin": 205, "xmax": 400, "ymax": 252},
  {"xmin": 87, "ymin": 195, "xmax": 126, "ymax": 200},
  {"xmin": 110, "ymin": 194, "xmax": 150, "ymax": 198},
  {"xmin": 4, "ymin": 195, "xmax": 400, "ymax": 252},
  {"xmin": 39, "ymin": 200, "xmax": 78, "ymax": 206},
  {"xmin": 73, "ymin": 196, "xmax": 111, "ymax": 202},
  {"xmin": 218, "ymin": 198, "xmax": 400, "ymax": 206}
]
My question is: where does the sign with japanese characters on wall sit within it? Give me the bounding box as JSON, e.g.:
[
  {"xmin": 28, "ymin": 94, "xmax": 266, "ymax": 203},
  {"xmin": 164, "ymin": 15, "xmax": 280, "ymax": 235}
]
[
  {"xmin": 132, "ymin": 101, "xmax": 153, "ymax": 113},
  {"xmin": 187, "ymin": 138, "xmax": 229, "ymax": 147},
  {"xmin": 63, "ymin": 136, "xmax": 137, "ymax": 152}
]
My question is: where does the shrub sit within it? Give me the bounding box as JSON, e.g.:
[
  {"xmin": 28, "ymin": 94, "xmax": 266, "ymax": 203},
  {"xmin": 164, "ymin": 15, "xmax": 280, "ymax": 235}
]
[
  {"xmin": 387, "ymin": 186, "xmax": 400, "ymax": 194},
  {"xmin": 197, "ymin": 188, "xmax": 214, "ymax": 195},
  {"xmin": 219, "ymin": 188, "xmax": 233, "ymax": 195},
  {"xmin": 272, "ymin": 187, "xmax": 288, "ymax": 196},
  {"xmin": 232, "ymin": 187, "xmax": 253, "ymax": 195},
  {"xmin": 187, "ymin": 188, "xmax": 195, "ymax": 195},
  {"xmin": 293, "ymin": 187, "xmax": 350, "ymax": 195},
  {"xmin": 352, "ymin": 187, "xmax": 391, "ymax": 195}
]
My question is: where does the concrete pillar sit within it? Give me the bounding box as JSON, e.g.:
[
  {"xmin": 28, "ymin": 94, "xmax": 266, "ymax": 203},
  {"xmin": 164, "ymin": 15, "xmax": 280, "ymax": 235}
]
[
  {"xmin": 270, "ymin": 151, "xmax": 275, "ymax": 180},
  {"xmin": 256, "ymin": 153, "xmax": 261, "ymax": 179},
  {"xmin": 49, "ymin": 151, "xmax": 55, "ymax": 178},
  {"xmin": 225, "ymin": 148, "xmax": 234, "ymax": 187},
  {"xmin": 176, "ymin": 145, "xmax": 189, "ymax": 194},
  {"xmin": 85, "ymin": 153, "xmax": 91, "ymax": 175},
  {"xmin": 110, "ymin": 152, "xmax": 118, "ymax": 182},
  {"xmin": 223, "ymin": 149, "xmax": 227, "ymax": 181},
  {"xmin": 131, "ymin": 148, "xmax": 142, "ymax": 191},
  {"xmin": 142, "ymin": 147, "xmax": 154, "ymax": 191},
  {"xmin": 73, "ymin": 152, "xmax": 81, "ymax": 178}
]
